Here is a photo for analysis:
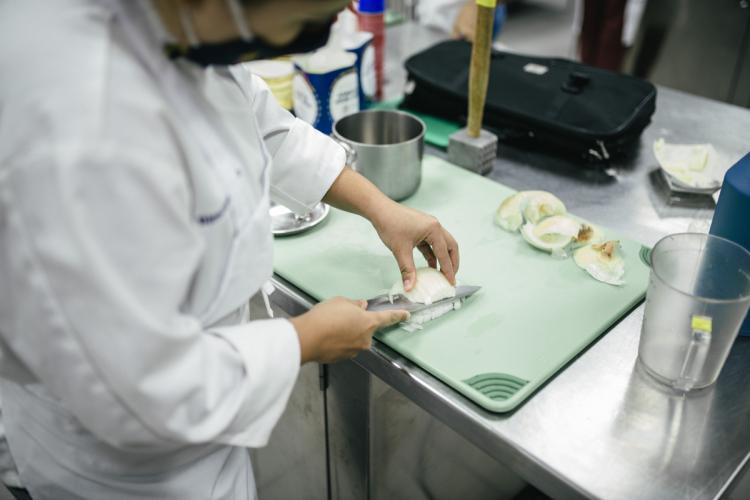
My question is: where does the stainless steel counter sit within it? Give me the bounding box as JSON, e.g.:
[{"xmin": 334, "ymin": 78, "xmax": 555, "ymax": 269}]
[{"xmin": 270, "ymin": 23, "xmax": 750, "ymax": 500}]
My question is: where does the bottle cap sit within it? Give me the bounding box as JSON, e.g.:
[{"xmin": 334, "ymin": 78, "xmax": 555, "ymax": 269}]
[{"xmin": 357, "ymin": 0, "xmax": 385, "ymax": 14}]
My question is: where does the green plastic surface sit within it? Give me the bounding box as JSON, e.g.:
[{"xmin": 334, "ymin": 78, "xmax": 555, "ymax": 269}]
[
  {"xmin": 371, "ymin": 100, "xmax": 460, "ymax": 148},
  {"xmin": 273, "ymin": 156, "xmax": 650, "ymax": 412}
]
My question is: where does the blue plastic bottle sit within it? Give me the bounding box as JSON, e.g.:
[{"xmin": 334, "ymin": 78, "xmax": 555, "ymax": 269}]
[
  {"xmin": 493, "ymin": 4, "xmax": 507, "ymax": 38},
  {"xmin": 710, "ymin": 152, "xmax": 750, "ymax": 336}
]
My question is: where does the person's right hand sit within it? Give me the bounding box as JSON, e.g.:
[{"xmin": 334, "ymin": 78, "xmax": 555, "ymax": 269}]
[{"xmin": 291, "ymin": 297, "xmax": 409, "ymax": 364}]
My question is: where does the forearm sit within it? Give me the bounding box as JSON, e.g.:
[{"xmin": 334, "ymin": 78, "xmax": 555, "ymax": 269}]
[{"xmin": 322, "ymin": 167, "xmax": 396, "ymax": 229}]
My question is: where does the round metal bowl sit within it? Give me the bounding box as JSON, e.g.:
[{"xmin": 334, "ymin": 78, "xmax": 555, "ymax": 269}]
[{"xmin": 270, "ymin": 202, "xmax": 330, "ymax": 236}]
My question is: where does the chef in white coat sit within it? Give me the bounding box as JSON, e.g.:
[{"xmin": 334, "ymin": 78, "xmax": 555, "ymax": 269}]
[{"xmin": 0, "ymin": 1, "xmax": 460, "ymax": 499}]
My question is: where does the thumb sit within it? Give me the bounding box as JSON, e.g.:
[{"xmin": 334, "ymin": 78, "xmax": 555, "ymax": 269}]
[
  {"xmin": 371, "ymin": 309, "xmax": 410, "ymax": 329},
  {"xmin": 395, "ymin": 247, "xmax": 417, "ymax": 291},
  {"xmin": 344, "ymin": 298, "xmax": 368, "ymax": 309}
]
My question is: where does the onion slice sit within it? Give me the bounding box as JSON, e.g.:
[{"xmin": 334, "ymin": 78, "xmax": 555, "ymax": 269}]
[
  {"xmin": 573, "ymin": 241, "xmax": 625, "ymax": 286},
  {"xmin": 522, "ymin": 191, "xmax": 566, "ymax": 224},
  {"xmin": 494, "ymin": 191, "xmax": 566, "ymax": 232},
  {"xmin": 520, "ymin": 215, "xmax": 580, "ymax": 252}
]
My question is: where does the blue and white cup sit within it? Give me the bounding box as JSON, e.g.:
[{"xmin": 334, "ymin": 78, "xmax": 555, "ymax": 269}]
[{"xmin": 293, "ymin": 49, "xmax": 359, "ymax": 135}]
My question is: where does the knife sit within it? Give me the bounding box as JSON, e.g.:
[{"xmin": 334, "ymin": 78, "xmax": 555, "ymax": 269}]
[{"xmin": 366, "ymin": 285, "xmax": 481, "ymax": 314}]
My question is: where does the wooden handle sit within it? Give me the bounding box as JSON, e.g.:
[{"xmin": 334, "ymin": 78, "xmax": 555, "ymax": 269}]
[{"xmin": 467, "ymin": 3, "xmax": 496, "ymax": 138}]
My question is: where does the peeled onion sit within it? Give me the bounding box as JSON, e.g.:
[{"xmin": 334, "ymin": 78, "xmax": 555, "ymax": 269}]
[
  {"xmin": 494, "ymin": 192, "xmax": 527, "ymax": 231},
  {"xmin": 494, "ymin": 191, "xmax": 566, "ymax": 232},
  {"xmin": 389, "ymin": 267, "xmax": 456, "ymax": 305},
  {"xmin": 494, "ymin": 189, "xmax": 623, "ymax": 285},
  {"xmin": 573, "ymin": 241, "xmax": 625, "ymax": 286}
]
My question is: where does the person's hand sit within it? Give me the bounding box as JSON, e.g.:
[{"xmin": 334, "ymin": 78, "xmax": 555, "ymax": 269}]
[
  {"xmin": 452, "ymin": 1, "xmax": 478, "ymax": 41},
  {"xmin": 291, "ymin": 297, "xmax": 409, "ymax": 364},
  {"xmin": 372, "ymin": 202, "xmax": 460, "ymax": 291},
  {"xmin": 321, "ymin": 167, "xmax": 460, "ymax": 292}
]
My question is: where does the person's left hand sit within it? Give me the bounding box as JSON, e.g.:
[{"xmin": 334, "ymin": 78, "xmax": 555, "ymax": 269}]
[{"xmin": 372, "ymin": 202, "xmax": 460, "ymax": 291}]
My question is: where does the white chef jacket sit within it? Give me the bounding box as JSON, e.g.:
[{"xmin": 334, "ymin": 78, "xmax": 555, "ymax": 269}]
[
  {"xmin": 416, "ymin": 0, "xmax": 466, "ymax": 35},
  {"xmin": 0, "ymin": 0, "xmax": 345, "ymax": 498}
]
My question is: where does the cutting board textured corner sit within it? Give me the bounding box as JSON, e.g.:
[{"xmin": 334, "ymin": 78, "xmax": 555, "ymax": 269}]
[{"xmin": 273, "ymin": 155, "xmax": 650, "ymax": 412}]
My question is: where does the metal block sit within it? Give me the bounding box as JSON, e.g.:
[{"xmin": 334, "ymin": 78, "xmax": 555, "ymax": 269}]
[{"xmin": 448, "ymin": 128, "xmax": 498, "ymax": 175}]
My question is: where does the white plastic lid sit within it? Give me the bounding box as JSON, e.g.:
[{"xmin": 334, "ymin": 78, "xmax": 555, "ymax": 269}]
[
  {"xmin": 330, "ymin": 9, "xmax": 372, "ymax": 50},
  {"xmin": 336, "ymin": 9, "xmax": 359, "ymax": 36},
  {"xmin": 294, "ymin": 47, "xmax": 356, "ymax": 74}
]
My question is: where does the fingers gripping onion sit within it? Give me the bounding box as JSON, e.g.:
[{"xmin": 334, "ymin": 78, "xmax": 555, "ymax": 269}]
[
  {"xmin": 389, "ymin": 267, "xmax": 456, "ymax": 305},
  {"xmin": 388, "ymin": 267, "xmax": 460, "ymax": 331}
]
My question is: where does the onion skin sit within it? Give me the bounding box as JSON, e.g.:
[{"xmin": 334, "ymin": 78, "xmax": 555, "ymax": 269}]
[{"xmin": 573, "ymin": 240, "xmax": 625, "ymax": 286}]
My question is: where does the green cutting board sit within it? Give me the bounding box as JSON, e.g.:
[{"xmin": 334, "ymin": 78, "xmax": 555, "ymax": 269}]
[{"xmin": 273, "ymin": 156, "xmax": 650, "ymax": 412}]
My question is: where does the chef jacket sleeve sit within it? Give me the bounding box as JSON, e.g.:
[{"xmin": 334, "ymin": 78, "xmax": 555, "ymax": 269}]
[
  {"xmin": 0, "ymin": 145, "xmax": 300, "ymax": 450},
  {"xmin": 229, "ymin": 66, "xmax": 346, "ymax": 215}
]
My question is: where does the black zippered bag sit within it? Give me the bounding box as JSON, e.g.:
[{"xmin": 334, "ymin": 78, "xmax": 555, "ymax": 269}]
[{"xmin": 400, "ymin": 40, "xmax": 657, "ymax": 162}]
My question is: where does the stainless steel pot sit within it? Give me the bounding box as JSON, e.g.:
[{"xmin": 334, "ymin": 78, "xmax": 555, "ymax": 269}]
[{"xmin": 332, "ymin": 110, "xmax": 425, "ymax": 201}]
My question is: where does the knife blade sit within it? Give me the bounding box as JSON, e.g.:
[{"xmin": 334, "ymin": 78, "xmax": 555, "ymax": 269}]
[{"xmin": 366, "ymin": 285, "xmax": 481, "ymax": 313}]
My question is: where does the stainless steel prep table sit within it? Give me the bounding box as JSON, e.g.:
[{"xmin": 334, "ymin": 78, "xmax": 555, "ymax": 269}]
[{"xmin": 266, "ymin": 23, "xmax": 750, "ymax": 500}]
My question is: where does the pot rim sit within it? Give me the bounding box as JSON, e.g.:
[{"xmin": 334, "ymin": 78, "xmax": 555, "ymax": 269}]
[{"xmin": 332, "ymin": 109, "xmax": 426, "ymax": 148}]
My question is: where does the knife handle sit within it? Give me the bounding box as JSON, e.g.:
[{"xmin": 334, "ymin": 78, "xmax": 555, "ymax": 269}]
[{"xmin": 467, "ymin": 0, "xmax": 497, "ymax": 138}]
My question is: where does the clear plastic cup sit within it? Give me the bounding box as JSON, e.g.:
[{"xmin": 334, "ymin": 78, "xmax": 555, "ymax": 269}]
[{"xmin": 638, "ymin": 233, "xmax": 750, "ymax": 391}]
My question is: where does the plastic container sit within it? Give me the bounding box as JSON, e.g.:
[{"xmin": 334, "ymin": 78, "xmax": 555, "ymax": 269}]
[
  {"xmin": 710, "ymin": 152, "xmax": 750, "ymax": 336},
  {"xmin": 638, "ymin": 233, "xmax": 750, "ymax": 392},
  {"xmin": 493, "ymin": 5, "xmax": 507, "ymax": 38},
  {"xmin": 355, "ymin": 0, "xmax": 385, "ymax": 101},
  {"xmin": 334, "ymin": 9, "xmax": 375, "ymax": 109},
  {"xmin": 242, "ymin": 60, "xmax": 294, "ymax": 110},
  {"xmin": 293, "ymin": 48, "xmax": 359, "ymax": 134}
]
